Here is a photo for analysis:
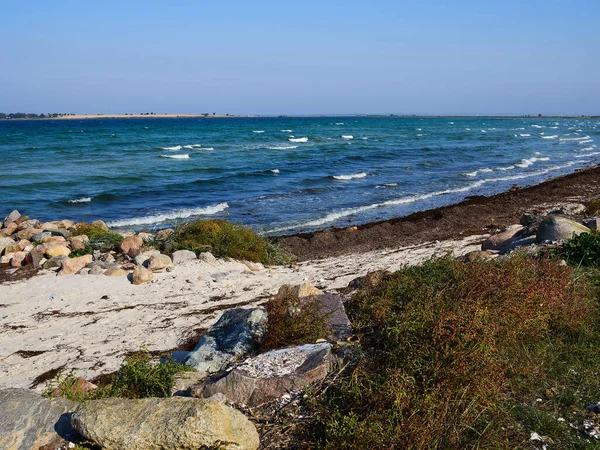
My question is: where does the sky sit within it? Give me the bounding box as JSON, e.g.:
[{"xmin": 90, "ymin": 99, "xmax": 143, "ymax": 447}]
[{"xmin": 1, "ymin": 0, "xmax": 599, "ymax": 115}]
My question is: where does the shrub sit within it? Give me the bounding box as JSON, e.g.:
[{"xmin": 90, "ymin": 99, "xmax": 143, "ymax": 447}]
[
  {"xmin": 71, "ymin": 223, "xmax": 123, "ymax": 251},
  {"xmin": 261, "ymin": 295, "xmax": 332, "ymax": 351},
  {"xmin": 167, "ymin": 219, "xmax": 290, "ymax": 265},
  {"xmin": 559, "ymin": 230, "xmax": 600, "ymax": 268},
  {"xmin": 586, "ymin": 198, "xmax": 600, "ymax": 216},
  {"xmin": 305, "ymin": 255, "xmax": 600, "ymax": 449},
  {"xmin": 45, "ymin": 349, "xmax": 194, "ymax": 402}
]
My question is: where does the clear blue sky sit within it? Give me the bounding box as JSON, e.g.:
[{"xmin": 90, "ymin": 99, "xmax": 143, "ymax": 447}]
[{"xmin": 1, "ymin": 0, "xmax": 598, "ymax": 115}]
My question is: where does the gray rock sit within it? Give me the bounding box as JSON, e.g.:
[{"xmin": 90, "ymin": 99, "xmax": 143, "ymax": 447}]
[
  {"xmin": 0, "ymin": 237, "xmax": 16, "ymax": 255},
  {"xmin": 26, "ymin": 246, "xmax": 46, "ymax": 268},
  {"xmin": 481, "ymin": 225, "xmax": 525, "ymax": 251},
  {"xmin": 185, "ymin": 308, "xmax": 268, "ymax": 376},
  {"xmin": 3, "ymin": 210, "xmax": 21, "ymax": 227},
  {"xmin": 89, "ymin": 265, "xmax": 105, "ymax": 275},
  {"xmin": 200, "ymin": 343, "xmax": 332, "ymax": 407},
  {"xmin": 303, "ymin": 294, "xmax": 351, "ymax": 341},
  {"xmin": 43, "ymin": 255, "xmax": 69, "ymax": 270},
  {"xmin": 584, "ymin": 218, "xmax": 600, "ymax": 230},
  {"xmin": 520, "ymin": 213, "xmax": 538, "ymax": 227},
  {"xmin": 536, "ymin": 216, "xmax": 590, "ymax": 243},
  {"xmin": 172, "ymin": 249, "xmax": 197, "ymax": 264},
  {"xmin": 170, "ymin": 371, "xmax": 206, "ymax": 396},
  {"xmin": 30, "ymin": 231, "xmax": 52, "ymax": 242},
  {"xmin": 0, "ymin": 388, "xmax": 77, "ymax": 450},
  {"xmin": 71, "ymin": 397, "xmax": 259, "ymax": 450},
  {"xmin": 133, "ymin": 249, "xmax": 160, "ymax": 266},
  {"xmin": 50, "ymin": 228, "xmax": 70, "ymax": 239},
  {"xmin": 198, "ymin": 251, "xmax": 218, "ymax": 265}
]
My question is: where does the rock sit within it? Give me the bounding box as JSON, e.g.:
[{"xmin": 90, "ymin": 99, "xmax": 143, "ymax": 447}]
[
  {"xmin": 133, "ymin": 249, "xmax": 160, "ymax": 266},
  {"xmin": 90, "ymin": 220, "xmax": 109, "ymax": 231},
  {"xmin": 26, "ymin": 246, "xmax": 47, "ymax": 268},
  {"xmin": 70, "ymin": 235, "xmax": 89, "ymax": 250},
  {"xmin": 16, "ymin": 219, "xmax": 41, "ymax": 230},
  {"xmin": 156, "ymin": 228, "xmax": 174, "ymax": 240},
  {"xmin": 170, "ymin": 372, "xmax": 206, "ymax": 396},
  {"xmin": 584, "ymin": 218, "xmax": 600, "ymax": 230},
  {"xmin": 14, "ymin": 215, "xmax": 30, "ymax": 225},
  {"xmin": 132, "ymin": 266, "xmax": 153, "ymax": 285},
  {"xmin": 89, "ymin": 265, "xmax": 105, "ymax": 275},
  {"xmin": 119, "ymin": 235, "xmax": 143, "ymax": 257},
  {"xmin": 3, "ymin": 209, "xmax": 21, "ymax": 227},
  {"xmin": 104, "ymin": 266, "xmax": 128, "ymax": 277},
  {"xmin": 550, "ymin": 203, "xmax": 586, "ymax": 216},
  {"xmin": 304, "ymin": 294, "xmax": 352, "ymax": 341},
  {"xmin": 5, "ymin": 239, "xmax": 31, "ymax": 254},
  {"xmin": 147, "ymin": 254, "xmax": 172, "ymax": 271},
  {"xmin": 57, "ymin": 219, "xmax": 75, "ymax": 229},
  {"xmin": 243, "ymin": 260, "xmax": 263, "ymax": 271},
  {"xmin": 0, "ymin": 252, "xmax": 15, "ymax": 264},
  {"xmin": 41, "ymin": 222, "xmax": 59, "ymax": 231},
  {"xmin": 42, "ymin": 235, "xmax": 67, "ymax": 244},
  {"xmin": 278, "ymin": 282, "xmax": 323, "ymax": 299},
  {"xmin": 536, "ymin": 216, "xmax": 590, "ymax": 243},
  {"xmin": 185, "ymin": 308, "xmax": 268, "ymax": 376},
  {"xmin": 10, "ymin": 252, "xmax": 28, "ymax": 268},
  {"xmin": 481, "ymin": 225, "xmax": 524, "ymax": 251},
  {"xmin": 199, "ymin": 343, "xmax": 332, "ymax": 407},
  {"xmin": 71, "ymin": 397, "xmax": 259, "ymax": 450},
  {"xmin": 464, "ymin": 250, "xmax": 497, "ymax": 263},
  {"xmin": 15, "ymin": 228, "xmax": 44, "ymax": 241},
  {"xmin": 172, "ymin": 249, "xmax": 197, "ymax": 264},
  {"xmin": 45, "ymin": 245, "xmax": 71, "ymax": 258},
  {"xmin": 43, "ymin": 256, "xmax": 69, "ymax": 270},
  {"xmin": 0, "ymin": 222, "xmax": 17, "ymax": 237},
  {"xmin": 58, "ymin": 254, "xmax": 93, "ymax": 276},
  {"xmin": 198, "ymin": 251, "xmax": 218, "ymax": 265},
  {"xmin": 0, "ymin": 388, "xmax": 77, "ymax": 450},
  {"xmin": 137, "ymin": 232, "xmax": 153, "ymax": 242},
  {"xmin": 50, "ymin": 228, "xmax": 71, "ymax": 239},
  {"xmin": 0, "ymin": 237, "xmax": 16, "ymax": 255},
  {"xmin": 520, "ymin": 213, "xmax": 538, "ymax": 226},
  {"xmin": 30, "ymin": 231, "xmax": 52, "ymax": 242},
  {"xmin": 345, "ymin": 270, "xmax": 392, "ymax": 292}
]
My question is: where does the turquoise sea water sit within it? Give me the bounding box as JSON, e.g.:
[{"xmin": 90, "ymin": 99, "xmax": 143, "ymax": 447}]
[{"xmin": 0, "ymin": 117, "xmax": 598, "ymax": 235}]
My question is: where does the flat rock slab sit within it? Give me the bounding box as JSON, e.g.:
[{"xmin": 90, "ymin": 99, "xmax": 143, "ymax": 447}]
[
  {"xmin": 200, "ymin": 342, "xmax": 332, "ymax": 407},
  {"xmin": 302, "ymin": 294, "xmax": 352, "ymax": 341},
  {"xmin": 184, "ymin": 307, "xmax": 268, "ymax": 377},
  {"xmin": 72, "ymin": 396, "xmax": 259, "ymax": 450},
  {"xmin": 0, "ymin": 388, "xmax": 77, "ymax": 450}
]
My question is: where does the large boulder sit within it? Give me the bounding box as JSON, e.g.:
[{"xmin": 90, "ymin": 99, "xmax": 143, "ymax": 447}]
[
  {"xmin": 0, "ymin": 388, "xmax": 77, "ymax": 450},
  {"xmin": 10, "ymin": 252, "xmax": 28, "ymax": 268},
  {"xmin": 71, "ymin": 397, "xmax": 259, "ymax": 450},
  {"xmin": 185, "ymin": 308, "xmax": 268, "ymax": 376},
  {"xmin": 481, "ymin": 225, "xmax": 525, "ymax": 251},
  {"xmin": 0, "ymin": 237, "xmax": 16, "ymax": 255},
  {"xmin": 278, "ymin": 282, "xmax": 323, "ymax": 299},
  {"xmin": 45, "ymin": 245, "xmax": 71, "ymax": 258},
  {"xmin": 147, "ymin": 254, "xmax": 172, "ymax": 271},
  {"xmin": 304, "ymin": 294, "xmax": 352, "ymax": 341},
  {"xmin": 132, "ymin": 266, "xmax": 153, "ymax": 285},
  {"xmin": 536, "ymin": 216, "xmax": 590, "ymax": 243},
  {"xmin": 199, "ymin": 342, "xmax": 332, "ymax": 407},
  {"xmin": 70, "ymin": 235, "xmax": 89, "ymax": 250},
  {"xmin": 172, "ymin": 249, "xmax": 197, "ymax": 264},
  {"xmin": 133, "ymin": 249, "xmax": 160, "ymax": 266},
  {"xmin": 26, "ymin": 246, "xmax": 46, "ymax": 268},
  {"xmin": 5, "ymin": 239, "xmax": 31, "ymax": 254},
  {"xmin": 43, "ymin": 255, "xmax": 69, "ymax": 270},
  {"xmin": 58, "ymin": 254, "xmax": 93, "ymax": 276},
  {"xmin": 3, "ymin": 210, "xmax": 21, "ymax": 227},
  {"xmin": 0, "ymin": 222, "xmax": 18, "ymax": 237},
  {"xmin": 119, "ymin": 235, "xmax": 143, "ymax": 257},
  {"xmin": 15, "ymin": 228, "xmax": 44, "ymax": 241}
]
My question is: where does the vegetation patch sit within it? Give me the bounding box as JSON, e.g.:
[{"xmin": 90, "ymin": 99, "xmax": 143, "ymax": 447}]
[
  {"xmin": 166, "ymin": 219, "xmax": 291, "ymax": 265},
  {"xmin": 558, "ymin": 230, "xmax": 600, "ymax": 268},
  {"xmin": 586, "ymin": 198, "xmax": 600, "ymax": 216},
  {"xmin": 299, "ymin": 255, "xmax": 600, "ymax": 449},
  {"xmin": 71, "ymin": 223, "xmax": 123, "ymax": 251},
  {"xmin": 45, "ymin": 348, "xmax": 194, "ymax": 402},
  {"xmin": 261, "ymin": 295, "xmax": 332, "ymax": 351}
]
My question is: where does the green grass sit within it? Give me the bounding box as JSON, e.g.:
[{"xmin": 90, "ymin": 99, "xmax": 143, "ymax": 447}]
[
  {"xmin": 165, "ymin": 219, "xmax": 291, "ymax": 265},
  {"xmin": 45, "ymin": 349, "xmax": 195, "ymax": 402},
  {"xmin": 71, "ymin": 222, "xmax": 124, "ymax": 251},
  {"xmin": 300, "ymin": 255, "xmax": 600, "ymax": 449}
]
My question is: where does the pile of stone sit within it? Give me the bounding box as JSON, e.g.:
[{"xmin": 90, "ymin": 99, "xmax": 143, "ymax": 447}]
[
  {"xmin": 467, "ymin": 202, "xmax": 596, "ymax": 261},
  {"xmin": 0, "ymin": 210, "xmax": 211, "ymax": 285}
]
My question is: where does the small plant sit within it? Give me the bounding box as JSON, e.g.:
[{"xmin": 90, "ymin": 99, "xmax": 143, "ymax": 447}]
[
  {"xmin": 558, "ymin": 230, "xmax": 600, "ymax": 267},
  {"xmin": 586, "ymin": 198, "xmax": 600, "ymax": 216},
  {"xmin": 261, "ymin": 295, "xmax": 331, "ymax": 351},
  {"xmin": 72, "ymin": 222, "xmax": 123, "ymax": 251},
  {"xmin": 70, "ymin": 247, "xmax": 94, "ymax": 257},
  {"xmin": 166, "ymin": 219, "xmax": 291, "ymax": 265}
]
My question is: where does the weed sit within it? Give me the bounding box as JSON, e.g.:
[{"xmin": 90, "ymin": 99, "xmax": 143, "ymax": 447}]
[
  {"xmin": 586, "ymin": 198, "xmax": 600, "ymax": 216},
  {"xmin": 166, "ymin": 219, "xmax": 291, "ymax": 265},
  {"xmin": 558, "ymin": 230, "xmax": 600, "ymax": 268},
  {"xmin": 71, "ymin": 223, "xmax": 123, "ymax": 251}
]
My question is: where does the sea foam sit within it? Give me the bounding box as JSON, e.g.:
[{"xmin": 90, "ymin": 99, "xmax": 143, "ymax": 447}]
[
  {"xmin": 161, "ymin": 154, "xmax": 190, "ymax": 159},
  {"xmin": 68, "ymin": 197, "xmax": 92, "ymax": 203},
  {"xmin": 107, "ymin": 203, "xmax": 229, "ymax": 227},
  {"xmin": 161, "ymin": 145, "xmax": 182, "ymax": 151},
  {"xmin": 333, "ymin": 172, "xmax": 367, "ymax": 181},
  {"xmin": 289, "ymin": 137, "xmax": 308, "ymax": 143},
  {"xmin": 341, "ymin": 135, "xmax": 354, "ymax": 140},
  {"xmin": 515, "ymin": 157, "xmax": 549, "ymax": 168},
  {"xmin": 464, "ymin": 168, "xmax": 493, "ymax": 177}
]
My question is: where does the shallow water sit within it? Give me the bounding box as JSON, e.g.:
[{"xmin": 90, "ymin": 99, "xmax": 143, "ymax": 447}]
[{"xmin": 1, "ymin": 116, "xmax": 598, "ymax": 234}]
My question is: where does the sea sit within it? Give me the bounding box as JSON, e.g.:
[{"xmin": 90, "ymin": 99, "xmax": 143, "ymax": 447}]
[{"xmin": 1, "ymin": 117, "xmax": 598, "ymax": 235}]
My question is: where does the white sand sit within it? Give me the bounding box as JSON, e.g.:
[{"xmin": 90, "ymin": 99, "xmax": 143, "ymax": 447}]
[{"xmin": 0, "ymin": 235, "xmax": 484, "ymax": 390}]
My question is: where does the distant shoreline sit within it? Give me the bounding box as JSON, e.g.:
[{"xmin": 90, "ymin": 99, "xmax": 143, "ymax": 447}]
[{"xmin": 2, "ymin": 114, "xmax": 599, "ymax": 121}]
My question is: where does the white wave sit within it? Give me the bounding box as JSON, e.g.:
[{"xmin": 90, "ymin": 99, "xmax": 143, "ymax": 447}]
[
  {"xmin": 68, "ymin": 197, "xmax": 92, "ymax": 203},
  {"xmin": 464, "ymin": 168, "xmax": 493, "ymax": 177},
  {"xmin": 416, "ymin": 128, "xmax": 422, "ymax": 131},
  {"xmin": 541, "ymin": 135, "xmax": 558, "ymax": 139},
  {"xmin": 335, "ymin": 123, "xmax": 344, "ymax": 125},
  {"xmin": 198, "ymin": 147, "xmax": 214, "ymax": 151},
  {"xmin": 579, "ymin": 139, "xmax": 594, "ymax": 144},
  {"xmin": 360, "ymin": 137, "xmax": 368, "ymax": 140},
  {"xmin": 280, "ymin": 129, "xmax": 293, "ymax": 132},
  {"xmin": 580, "ymin": 146, "xmax": 597, "ymax": 151},
  {"xmin": 576, "ymin": 152, "xmax": 600, "ymax": 158},
  {"xmin": 550, "ymin": 126, "xmax": 558, "ymax": 129},
  {"xmin": 481, "ymin": 130, "xmax": 487, "ymax": 133},
  {"xmin": 333, "ymin": 172, "xmax": 367, "ymax": 181},
  {"xmin": 107, "ymin": 203, "xmax": 229, "ymax": 227},
  {"xmin": 271, "ymin": 169, "xmax": 280, "ymax": 174},
  {"xmin": 271, "ymin": 162, "xmax": 577, "ymax": 233},
  {"xmin": 532, "ymin": 125, "xmax": 543, "ymax": 128},
  {"xmin": 341, "ymin": 135, "xmax": 354, "ymax": 140},
  {"xmin": 560, "ymin": 135, "xmax": 590, "ymax": 141},
  {"xmin": 465, "ymin": 128, "xmax": 471, "ymax": 131},
  {"xmin": 161, "ymin": 145, "xmax": 182, "ymax": 151},
  {"xmin": 253, "ymin": 130, "xmax": 265, "ymax": 133},
  {"xmin": 182, "ymin": 144, "xmax": 203, "ymax": 149},
  {"xmin": 448, "ymin": 122, "xmax": 454, "ymax": 124},
  {"xmin": 519, "ymin": 134, "xmax": 531, "ymax": 137},
  {"xmin": 267, "ymin": 145, "xmax": 298, "ymax": 150},
  {"xmin": 515, "ymin": 156, "xmax": 549, "ymax": 168},
  {"xmin": 376, "ymin": 182, "xmax": 398, "ymax": 188},
  {"xmin": 161, "ymin": 154, "xmax": 190, "ymax": 159},
  {"xmin": 289, "ymin": 137, "xmax": 308, "ymax": 143},
  {"xmin": 497, "ymin": 165, "xmax": 516, "ymax": 171}
]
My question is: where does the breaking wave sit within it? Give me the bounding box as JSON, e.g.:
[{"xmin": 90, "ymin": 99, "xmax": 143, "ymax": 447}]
[{"xmin": 107, "ymin": 203, "xmax": 229, "ymax": 227}]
